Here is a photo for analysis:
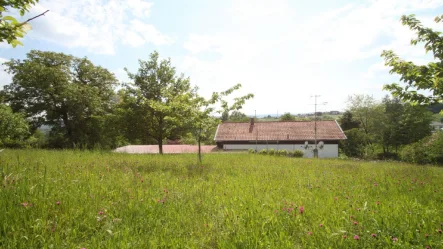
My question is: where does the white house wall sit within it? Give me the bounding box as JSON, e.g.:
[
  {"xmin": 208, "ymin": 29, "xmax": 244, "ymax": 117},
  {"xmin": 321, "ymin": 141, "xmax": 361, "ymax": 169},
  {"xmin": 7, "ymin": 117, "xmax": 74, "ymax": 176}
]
[{"xmin": 223, "ymin": 144, "xmax": 339, "ymax": 158}]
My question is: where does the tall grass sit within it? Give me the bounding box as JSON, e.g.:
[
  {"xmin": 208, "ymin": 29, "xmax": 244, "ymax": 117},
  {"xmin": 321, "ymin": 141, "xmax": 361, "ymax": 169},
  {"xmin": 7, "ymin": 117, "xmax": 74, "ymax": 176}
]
[{"xmin": 1, "ymin": 150, "xmax": 442, "ymax": 248}]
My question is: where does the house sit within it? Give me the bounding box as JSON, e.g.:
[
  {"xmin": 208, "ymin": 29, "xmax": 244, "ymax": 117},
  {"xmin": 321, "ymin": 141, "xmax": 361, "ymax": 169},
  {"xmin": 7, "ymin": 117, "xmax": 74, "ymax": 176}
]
[{"xmin": 214, "ymin": 119, "xmax": 347, "ymax": 158}]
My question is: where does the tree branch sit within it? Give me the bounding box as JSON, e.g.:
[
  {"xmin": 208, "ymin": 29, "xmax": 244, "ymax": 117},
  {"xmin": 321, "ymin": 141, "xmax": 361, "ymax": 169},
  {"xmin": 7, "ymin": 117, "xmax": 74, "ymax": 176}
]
[{"xmin": 18, "ymin": 10, "xmax": 49, "ymax": 27}]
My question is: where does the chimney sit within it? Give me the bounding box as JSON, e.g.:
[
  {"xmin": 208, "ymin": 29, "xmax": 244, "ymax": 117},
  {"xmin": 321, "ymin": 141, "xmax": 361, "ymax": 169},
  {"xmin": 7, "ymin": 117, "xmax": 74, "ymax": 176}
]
[{"xmin": 249, "ymin": 118, "xmax": 254, "ymax": 133}]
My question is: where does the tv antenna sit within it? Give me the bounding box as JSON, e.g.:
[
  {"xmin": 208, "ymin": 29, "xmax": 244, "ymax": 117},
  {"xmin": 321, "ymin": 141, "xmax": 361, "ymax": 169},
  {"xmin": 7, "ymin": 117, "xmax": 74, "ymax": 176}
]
[{"xmin": 310, "ymin": 95, "xmax": 327, "ymax": 158}]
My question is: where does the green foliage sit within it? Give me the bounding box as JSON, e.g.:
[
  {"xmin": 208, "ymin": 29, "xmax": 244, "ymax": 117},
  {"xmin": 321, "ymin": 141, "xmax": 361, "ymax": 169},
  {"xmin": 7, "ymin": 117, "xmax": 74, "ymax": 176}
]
[
  {"xmin": 2, "ymin": 50, "xmax": 118, "ymax": 149},
  {"xmin": 382, "ymin": 14, "xmax": 443, "ymax": 104},
  {"xmin": 259, "ymin": 149, "xmax": 267, "ymax": 155},
  {"xmin": 339, "ymin": 111, "xmax": 360, "ymax": 131},
  {"xmin": 0, "ymin": 0, "xmax": 46, "ymax": 47},
  {"xmin": 343, "ymin": 95, "xmax": 433, "ymax": 159},
  {"xmin": 276, "ymin": 149, "xmax": 288, "ymax": 156},
  {"xmin": 280, "ymin": 112, "xmax": 295, "ymax": 121},
  {"xmin": 401, "ymin": 132, "xmax": 443, "ymax": 164},
  {"xmin": 228, "ymin": 111, "xmax": 249, "ymax": 122},
  {"xmin": 5, "ymin": 150, "xmax": 442, "ymax": 248},
  {"xmin": 248, "ymin": 148, "xmax": 256, "ymax": 154},
  {"xmin": 188, "ymin": 84, "xmax": 253, "ymax": 163},
  {"xmin": 267, "ymin": 148, "xmax": 275, "ymax": 155},
  {"xmin": 124, "ymin": 51, "xmax": 196, "ymax": 154},
  {"xmin": 0, "ymin": 104, "xmax": 29, "ymax": 147},
  {"xmin": 341, "ymin": 128, "xmax": 368, "ymax": 158},
  {"xmin": 292, "ymin": 149, "xmax": 304, "ymax": 158}
]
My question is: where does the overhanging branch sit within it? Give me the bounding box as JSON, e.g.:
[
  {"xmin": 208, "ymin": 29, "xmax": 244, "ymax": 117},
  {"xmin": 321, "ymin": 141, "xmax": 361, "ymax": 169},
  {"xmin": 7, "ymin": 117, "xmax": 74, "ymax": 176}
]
[{"xmin": 17, "ymin": 10, "xmax": 49, "ymax": 27}]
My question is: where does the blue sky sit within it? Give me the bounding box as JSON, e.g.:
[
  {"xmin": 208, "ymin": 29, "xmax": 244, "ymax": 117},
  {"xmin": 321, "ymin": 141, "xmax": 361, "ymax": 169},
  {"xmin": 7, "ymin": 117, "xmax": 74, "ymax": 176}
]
[{"xmin": 1, "ymin": 0, "xmax": 442, "ymax": 116}]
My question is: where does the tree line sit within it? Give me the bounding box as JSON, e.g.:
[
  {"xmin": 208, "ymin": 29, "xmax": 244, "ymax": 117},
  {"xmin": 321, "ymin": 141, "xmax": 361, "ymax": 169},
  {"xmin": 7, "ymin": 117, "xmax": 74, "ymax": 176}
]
[{"xmin": 0, "ymin": 50, "xmax": 253, "ymax": 158}]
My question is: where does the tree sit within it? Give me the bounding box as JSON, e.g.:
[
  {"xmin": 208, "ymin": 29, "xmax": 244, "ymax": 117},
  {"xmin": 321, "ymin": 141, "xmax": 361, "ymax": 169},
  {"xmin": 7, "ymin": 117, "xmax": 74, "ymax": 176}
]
[
  {"xmin": 2, "ymin": 50, "xmax": 118, "ymax": 148},
  {"xmin": 228, "ymin": 111, "xmax": 249, "ymax": 122},
  {"xmin": 280, "ymin": 112, "xmax": 295, "ymax": 121},
  {"xmin": 189, "ymin": 84, "xmax": 254, "ymax": 163},
  {"xmin": 0, "ymin": 0, "xmax": 49, "ymax": 47},
  {"xmin": 338, "ymin": 111, "xmax": 360, "ymax": 131},
  {"xmin": 125, "ymin": 51, "xmax": 197, "ymax": 154},
  {"xmin": 0, "ymin": 104, "xmax": 29, "ymax": 147},
  {"xmin": 346, "ymin": 94, "xmax": 384, "ymax": 145},
  {"xmin": 340, "ymin": 128, "xmax": 367, "ymax": 158},
  {"xmin": 382, "ymin": 14, "xmax": 443, "ymax": 105}
]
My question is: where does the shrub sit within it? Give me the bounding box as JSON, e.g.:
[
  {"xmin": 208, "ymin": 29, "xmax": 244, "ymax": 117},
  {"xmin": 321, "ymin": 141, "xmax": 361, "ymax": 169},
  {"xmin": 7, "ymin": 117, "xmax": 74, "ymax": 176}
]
[
  {"xmin": 293, "ymin": 150, "xmax": 304, "ymax": 158},
  {"xmin": 400, "ymin": 142, "xmax": 429, "ymax": 164},
  {"xmin": 267, "ymin": 148, "xmax": 275, "ymax": 156},
  {"xmin": 277, "ymin": 149, "xmax": 288, "ymax": 156},
  {"xmin": 248, "ymin": 148, "xmax": 256, "ymax": 154},
  {"xmin": 259, "ymin": 149, "xmax": 268, "ymax": 155},
  {"xmin": 400, "ymin": 132, "xmax": 443, "ymax": 164}
]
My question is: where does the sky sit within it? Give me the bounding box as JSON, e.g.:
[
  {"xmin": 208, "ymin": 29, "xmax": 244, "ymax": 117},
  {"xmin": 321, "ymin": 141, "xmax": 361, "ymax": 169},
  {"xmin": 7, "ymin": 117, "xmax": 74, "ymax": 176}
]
[{"xmin": 0, "ymin": 0, "xmax": 442, "ymax": 116}]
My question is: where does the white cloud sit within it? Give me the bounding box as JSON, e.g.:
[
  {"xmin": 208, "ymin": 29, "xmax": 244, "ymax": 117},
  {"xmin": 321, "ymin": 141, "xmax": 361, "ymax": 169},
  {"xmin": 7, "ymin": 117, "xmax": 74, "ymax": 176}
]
[
  {"xmin": 230, "ymin": 0, "xmax": 291, "ymax": 19},
  {"xmin": 24, "ymin": 0, "xmax": 172, "ymax": 54},
  {"xmin": 182, "ymin": 0, "xmax": 443, "ymax": 114}
]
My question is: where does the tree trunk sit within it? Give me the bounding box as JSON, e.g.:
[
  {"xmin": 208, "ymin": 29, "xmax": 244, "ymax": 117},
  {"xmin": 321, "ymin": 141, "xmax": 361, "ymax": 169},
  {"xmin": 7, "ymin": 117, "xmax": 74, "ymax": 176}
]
[
  {"xmin": 198, "ymin": 137, "xmax": 202, "ymax": 164},
  {"xmin": 158, "ymin": 137, "xmax": 163, "ymax": 155},
  {"xmin": 158, "ymin": 116, "xmax": 164, "ymax": 155},
  {"xmin": 62, "ymin": 111, "xmax": 73, "ymax": 147}
]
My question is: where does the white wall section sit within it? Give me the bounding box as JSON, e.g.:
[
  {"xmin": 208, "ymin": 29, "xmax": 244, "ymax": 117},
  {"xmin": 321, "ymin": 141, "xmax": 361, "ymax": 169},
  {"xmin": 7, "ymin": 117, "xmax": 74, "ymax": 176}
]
[{"xmin": 223, "ymin": 144, "xmax": 339, "ymax": 158}]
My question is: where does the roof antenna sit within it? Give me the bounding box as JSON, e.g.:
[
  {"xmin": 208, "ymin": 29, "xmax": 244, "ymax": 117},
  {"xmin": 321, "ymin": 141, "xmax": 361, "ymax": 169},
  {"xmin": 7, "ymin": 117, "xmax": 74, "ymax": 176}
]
[{"xmin": 310, "ymin": 95, "xmax": 327, "ymax": 158}]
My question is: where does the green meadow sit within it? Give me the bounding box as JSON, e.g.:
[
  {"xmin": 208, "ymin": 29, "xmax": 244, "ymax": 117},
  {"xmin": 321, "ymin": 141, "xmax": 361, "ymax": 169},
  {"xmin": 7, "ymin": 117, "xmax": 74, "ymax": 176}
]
[{"xmin": 1, "ymin": 150, "xmax": 442, "ymax": 248}]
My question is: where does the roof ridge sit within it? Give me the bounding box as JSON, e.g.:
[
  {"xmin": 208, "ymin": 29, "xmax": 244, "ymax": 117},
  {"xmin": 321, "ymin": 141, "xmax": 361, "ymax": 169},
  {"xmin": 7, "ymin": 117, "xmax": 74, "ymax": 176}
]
[{"xmin": 222, "ymin": 120, "xmax": 336, "ymax": 124}]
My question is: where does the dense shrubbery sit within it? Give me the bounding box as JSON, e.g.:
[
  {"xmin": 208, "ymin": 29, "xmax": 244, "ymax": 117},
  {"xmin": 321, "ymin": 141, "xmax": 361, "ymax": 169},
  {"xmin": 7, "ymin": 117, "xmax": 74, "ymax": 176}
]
[
  {"xmin": 254, "ymin": 149, "xmax": 304, "ymax": 158},
  {"xmin": 292, "ymin": 150, "xmax": 304, "ymax": 158},
  {"xmin": 276, "ymin": 149, "xmax": 288, "ymax": 156},
  {"xmin": 400, "ymin": 132, "xmax": 443, "ymax": 165}
]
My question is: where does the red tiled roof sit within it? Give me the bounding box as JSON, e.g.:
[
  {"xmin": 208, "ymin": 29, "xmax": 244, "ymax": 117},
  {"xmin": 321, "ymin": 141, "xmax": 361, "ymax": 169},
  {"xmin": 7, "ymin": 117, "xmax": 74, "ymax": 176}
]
[
  {"xmin": 214, "ymin": 120, "xmax": 346, "ymax": 141},
  {"xmin": 115, "ymin": 145, "xmax": 217, "ymax": 154}
]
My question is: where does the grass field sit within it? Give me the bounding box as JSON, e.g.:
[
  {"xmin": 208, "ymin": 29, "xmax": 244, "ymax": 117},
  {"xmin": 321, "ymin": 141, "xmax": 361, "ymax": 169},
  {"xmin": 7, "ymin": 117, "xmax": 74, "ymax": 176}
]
[{"xmin": 1, "ymin": 150, "xmax": 442, "ymax": 248}]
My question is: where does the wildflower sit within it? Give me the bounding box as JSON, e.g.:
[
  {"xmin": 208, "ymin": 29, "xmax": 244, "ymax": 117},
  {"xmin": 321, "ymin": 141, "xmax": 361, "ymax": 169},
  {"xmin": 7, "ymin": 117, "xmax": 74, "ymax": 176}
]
[
  {"xmin": 426, "ymin": 246, "xmax": 431, "ymax": 249},
  {"xmin": 56, "ymin": 201, "xmax": 60, "ymax": 205},
  {"xmin": 371, "ymin": 233, "xmax": 377, "ymax": 238},
  {"xmin": 376, "ymin": 201, "xmax": 380, "ymax": 205},
  {"xmin": 343, "ymin": 235, "xmax": 347, "ymax": 239},
  {"xmin": 98, "ymin": 211, "xmax": 104, "ymax": 215},
  {"xmin": 392, "ymin": 237, "xmax": 398, "ymax": 242},
  {"xmin": 438, "ymin": 228, "xmax": 442, "ymax": 233},
  {"xmin": 299, "ymin": 206, "xmax": 305, "ymax": 214},
  {"xmin": 319, "ymin": 224, "xmax": 323, "ymax": 227},
  {"xmin": 307, "ymin": 231, "xmax": 312, "ymax": 236},
  {"xmin": 353, "ymin": 235, "xmax": 359, "ymax": 240},
  {"xmin": 353, "ymin": 221, "xmax": 358, "ymax": 225},
  {"xmin": 425, "ymin": 234, "xmax": 429, "ymax": 238},
  {"xmin": 334, "ymin": 197, "xmax": 338, "ymax": 201}
]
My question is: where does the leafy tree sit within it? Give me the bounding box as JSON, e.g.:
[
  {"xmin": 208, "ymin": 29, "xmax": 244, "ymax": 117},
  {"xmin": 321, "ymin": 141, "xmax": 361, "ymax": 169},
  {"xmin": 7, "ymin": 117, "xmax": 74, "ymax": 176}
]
[
  {"xmin": 340, "ymin": 128, "xmax": 367, "ymax": 158},
  {"xmin": 0, "ymin": 0, "xmax": 49, "ymax": 47},
  {"xmin": 125, "ymin": 51, "xmax": 197, "ymax": 154},
  {"xmin": 188, "ymin": 84, "xmax": 254, "ymax": 163},
  {"xmin": 338, "ymin": 111, "xmax": 360, "ymax": 131},
  {"xmin": 280, "ymin": 112, "xmax": 295, "ymax": 121},
  {"xmin": 0, "ymin": 104, "xmax": 29, "ymax": 147},
  {"xmin": 2, "ymin": 50, "xmax": 118, "ymax": 148},
  {"xmin": 228, "ymin": 111, "xmax": 249, "ymax": 122},
  {"xmin": 382, "ymin": 14, "xmax": 443, "ymax": 105},
  {"xmin": 346, "ymin": 94, "xmax": 384, "ymax": 145}
]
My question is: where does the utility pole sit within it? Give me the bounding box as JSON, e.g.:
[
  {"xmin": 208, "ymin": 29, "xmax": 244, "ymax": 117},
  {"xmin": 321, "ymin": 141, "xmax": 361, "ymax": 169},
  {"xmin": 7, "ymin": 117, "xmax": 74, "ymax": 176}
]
[{"xmin": 311, "ymin": 95, "xmax": 327, "ymax": 158}]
